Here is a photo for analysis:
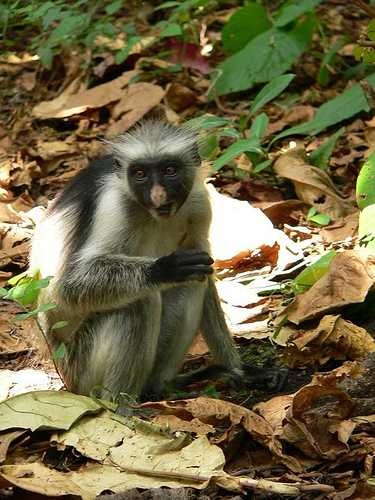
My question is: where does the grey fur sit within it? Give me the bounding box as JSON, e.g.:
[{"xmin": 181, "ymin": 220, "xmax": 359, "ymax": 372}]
[{"xmin": 30, "ymin": 120, "xmax": 242, "ymax": 400}]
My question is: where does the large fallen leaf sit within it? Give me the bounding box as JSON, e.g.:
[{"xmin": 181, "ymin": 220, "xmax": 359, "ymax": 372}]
[
  {"xmin": 32, "ymin": 70, "xmax": 137, "ymax": 119},
  {"xmin": 257, "ymin": 362, "xmax": 364, "ymax": 462},
  {"xmin": 0, "ymin": 390, "xmax": 101, "ymax": 432},
  {"xmin": 142, "ymin": 397, "xmax": 301, "ymax": 472},
  {"xmin": 274, "ymin": 150, "xmax": 352, "ymax": 219},
  {"xmin": 285, "ymin": 250, "xmax": 375, "ymax": 324},
  {"xmin": 106, "ymin": 82, "xmax": 165, "ymax": 137},
  {"xmin": 280, "ymin": 315, "xmax": 375, "ymax": 367}
]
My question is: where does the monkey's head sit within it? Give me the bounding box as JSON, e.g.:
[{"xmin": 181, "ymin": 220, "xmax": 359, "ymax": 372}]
[{"xmin": 110, "ymin": 120, "xmax": 200, "ymax": 219}]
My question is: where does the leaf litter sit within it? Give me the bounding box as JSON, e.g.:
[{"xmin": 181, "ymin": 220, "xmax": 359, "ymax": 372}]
[{"xmin": 1, "ymin": 1, "xmax": 375, "ymax": 498}]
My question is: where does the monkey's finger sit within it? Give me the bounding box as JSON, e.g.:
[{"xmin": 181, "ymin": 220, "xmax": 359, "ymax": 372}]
[
  {"xmin": 175, "ymin": 265, "xmax": 213, "ymax": 280},
  {"xmin": 175, "ymin": 253, "xmax": 214, "ymax": 266}
]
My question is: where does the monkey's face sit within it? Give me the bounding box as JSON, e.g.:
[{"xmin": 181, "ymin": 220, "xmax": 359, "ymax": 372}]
[{"xmin": 127, "ymin": 155, "xmax": 195, "ymax": 219}]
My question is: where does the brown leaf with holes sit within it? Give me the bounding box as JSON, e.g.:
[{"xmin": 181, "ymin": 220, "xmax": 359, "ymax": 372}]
[
  {"xmin": 274, "ymin": 150, "xmax": 352, "ymax": 219},
  {"xmin": 141, "ymin": 397, "xmax": 302, "ymax": 472}
]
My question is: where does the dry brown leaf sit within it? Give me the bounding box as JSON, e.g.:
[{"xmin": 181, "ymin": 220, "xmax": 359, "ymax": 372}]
[
  {"xmin": 141, "ymin": 397, "xmax": 301, "ymax": 472},
  {"xmin": 165, "ymin": 83, "xmax": 197, "ymax": 112},
  {"xmin": 267, "ymin": 105, "xmax": 315, "ymax": 135},
  {"xmin": 281, "ymin": 315, "xmax": 375, "ymax": 367},
  {"xmin": 152, "ymin": 415, "xmax": 215, "ymax": 436},
  {"xmin": 33, "ymin": 71, "xmax": 137, "ymax": 119},
  {"xmin": 260, "ymin": 200, "xmax": 307, "ymax": 226},
  {"xmin": 274, "ymin": 150, "xmax": 352, "ymax": 219},
  {"xmin": 106, "ymin": 83, "xmax": 165, "ymax": 137},
  {"xmin": 286, "ymin": 250, "xmax": 375, "ymax": 324},
  {"xmin": 283, "ymin": 384, "xmax": 353, "ymax": 460},
  {"xmin": 33, "ymin": 140, "xmax": 78, "ymax": 161},
  {"xmin": 0, "ymin": 241, "xmax": 30, "ymax": 269},
  {"xmin": 320, "ymin": 211, "xmax": 359, "ymax": 243}
]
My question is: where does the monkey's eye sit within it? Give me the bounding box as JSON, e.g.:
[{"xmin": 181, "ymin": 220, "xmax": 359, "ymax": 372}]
[
  {"xmin": 165, "ymin": 166, "xmax": 177, "ymax": 176},
  {"xmin": 134, "ymin": 169, "xmax": 146, "ymax": 180}
]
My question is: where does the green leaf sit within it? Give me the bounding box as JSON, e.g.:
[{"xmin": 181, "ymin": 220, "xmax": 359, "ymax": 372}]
[
  {"xmin": 250, "ymin": 74, "xmax": 295, "ymax": 115},
  {"xmin": 38, "ymin": 46, "xmax": 53, "ymax": 69},
  {"xmin": 356, "ymin": 151, "xmax": 375, "ymax": 210},
  {"xmin": 309, "ymin": 127, "xmax": 345, "ymax": 170},
  {"xmin": 7, "ymin": 271, "xmax": 29, "ymax": 286},
  {"xmin": 105, "ymin": 0, "xmax": 123, "ymax": 15},
  {"xmin": 359, "ymin": 205, "xmax": 375, "ymax": 252},
  {"xmin": 184, "ymin": 115, "xmax": 232, "ymax": 130},
  {"xmin": 292, "ymin": 250, "xmax": 336, "ymax": 294},
  {"xmin": 115, "ymin": 35, "xmax": 141, "ymax": 64},
  {"xmin": 53, "ymin": 342, "xmax": 67, "ymax": 361},
  {"xmin": 253, "ymin": 159, "xmax": 272, "ymax": 173},
  {"xmin": 250, "ymin": 113, "xmax": 269, "ymax": 141},
  {"xmin": 154, "ymin": 1, "xmax": 181, "ymax": 10},
  {"xmin": 308, "ymin": 212, "xmax": 331, "ymax": 226},
  {"xmin": 213, "ymin": 139, "xmax": 263, "ymax": 171},
  {"xmin": 199, "ymin": 133, "xmax": 219, "ymax": 160},
  {"xmin": 0, "ymin": 287, "xmax": 7, "ymax": 298},
  {"xmin": 37, "ymin": 302, "xmax": 57, "ymax": 313},
  {"xmin": 160, "ymin": 22, "xmax": 183, "ymax": 37},
  {"xmin": 215, "ymin": 15, "xmax": 315, "ymax": 95},
  {"xmin": 272, "ymin": 73, "xmax": 375, "ymax": 142},
  {"xmin": 368, "ymin": 19, "xmax": 375, "ymax": 41},
  {"xmin": 48, "ymin": 14, "xmax": 89, "ymax": 46},
  {"xmin": 51, "ymin": 321, "xmax": 69, "ymax": 330},
  {"xmin": 221, "ymin": 3, "xmax": 271, "ymax": 54},
  {"xmin": 317, "ymin": 37, "xmax": 347, "ymax": 87},
  {"xmin": 275, "ymin": 0, "xmax": 322, "ymax": 27}
]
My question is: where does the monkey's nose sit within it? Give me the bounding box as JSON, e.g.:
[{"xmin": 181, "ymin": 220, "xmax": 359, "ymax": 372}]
[{"xmin": 150, "ymin": 184, "xmax": 167, "ymax": 208}]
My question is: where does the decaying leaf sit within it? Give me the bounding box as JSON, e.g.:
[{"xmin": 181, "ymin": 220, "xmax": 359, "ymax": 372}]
[
  {"xmin": 0, "ymin": 390, "xmax": 101, "ymax": 432},
  {"xmin": 274, "ymin": 150, "xmax": 352, "ymax": 219},
  {"xmin": 32, "ymin": 71, "xmax": 138, "ymax": 119},
  {"xmin": 106, "ymin": 83, "xmax": 165, "ymax": 137},
  {"xmin": 281, "ymin": 315, "xmax": 375, "ymax": 367},
  {"xmin": 142, "ymin": 397, "xmax": 301, "ymax": 472},
  {"xmin": 285, "ymin": 250, "xmax": 375, "ymax": 324}
]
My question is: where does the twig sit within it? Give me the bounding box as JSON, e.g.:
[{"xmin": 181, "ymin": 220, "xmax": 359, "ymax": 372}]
[
  {"xmin": 108, "ymin": 458, "xmax": 209, "ymax": 483},
  {"xmin": 353, "ymin": 0, "xmax": 375, "ymax": 17},
  {"xmin": 239, "ymin": 478, "xmax": 335, "ymax": 496}
]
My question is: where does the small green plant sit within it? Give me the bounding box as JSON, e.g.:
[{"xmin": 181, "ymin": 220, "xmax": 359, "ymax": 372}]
[
  {"xmin": 0, "ymin": 271, "xmax": 67, "ymax": 366},
  {"xmin": 354, "ymin": 19, "xmax": 375, "ymax": 64},
  {"xmin": 187, "ymin": 73, "xmax": 295, "ymax": 172},
  {"xmin": 0, "ymin": 0, "xmax": 132, "ymax": 68},
  {"xmin": 215, "ymin": 0, "xmax": 322, "ymax": 95},
  {"xmin": 306, "ymin": 207, "xmax": 331, "ymax": 226}
]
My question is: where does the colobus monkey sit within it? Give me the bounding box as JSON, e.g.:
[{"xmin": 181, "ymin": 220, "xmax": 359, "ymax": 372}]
[{"xmin": 30, "ymin": 120, "xmax": 243, "ymax": 401}]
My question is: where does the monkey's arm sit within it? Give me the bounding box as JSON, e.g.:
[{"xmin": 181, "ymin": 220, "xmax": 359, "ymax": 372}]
[
  {"xmin": 59, "ymin": 250, "xmax": 213, "ymax": 314},
  {"xmin": 200, "ymin": 277, "xmax": 243, "ymax": 374}
]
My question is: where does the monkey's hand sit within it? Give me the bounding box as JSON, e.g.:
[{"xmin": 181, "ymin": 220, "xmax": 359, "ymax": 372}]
[{"xmin": 151, "ymin": 249, "xmax": 214, "ymax": 283}]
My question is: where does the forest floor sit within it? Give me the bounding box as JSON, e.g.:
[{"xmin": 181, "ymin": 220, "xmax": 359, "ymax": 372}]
[{"xmin": 1, "ymin": 0, "xmax": 375, "ymax": 498}]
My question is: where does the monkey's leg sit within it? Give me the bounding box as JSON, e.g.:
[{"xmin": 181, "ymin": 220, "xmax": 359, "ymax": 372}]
[
  {"xmin": 200, "ymin": 277, "xmax": 242, "ymax": 376},
  {"xmin": 144, "ymin": 283, "xmax": 206, "ymax": 398},
  {"xmin": 62, "ymin": 295, "xmax": 161, "ymax": 399}
]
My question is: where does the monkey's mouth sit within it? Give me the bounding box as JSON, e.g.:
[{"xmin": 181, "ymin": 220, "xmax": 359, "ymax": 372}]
[{"xmin": 155, "ymin": 202, "xmax": 175, "ymax": 217}]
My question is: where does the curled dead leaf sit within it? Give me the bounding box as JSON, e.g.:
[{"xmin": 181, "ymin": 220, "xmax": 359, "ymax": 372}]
[
  {"xmin": 285, "ymin": 250, "xmax": 375, "ymax": 324},
  {"xmin": 274, "ymin": 150, "xmax": 352, "ymax": 219}
]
